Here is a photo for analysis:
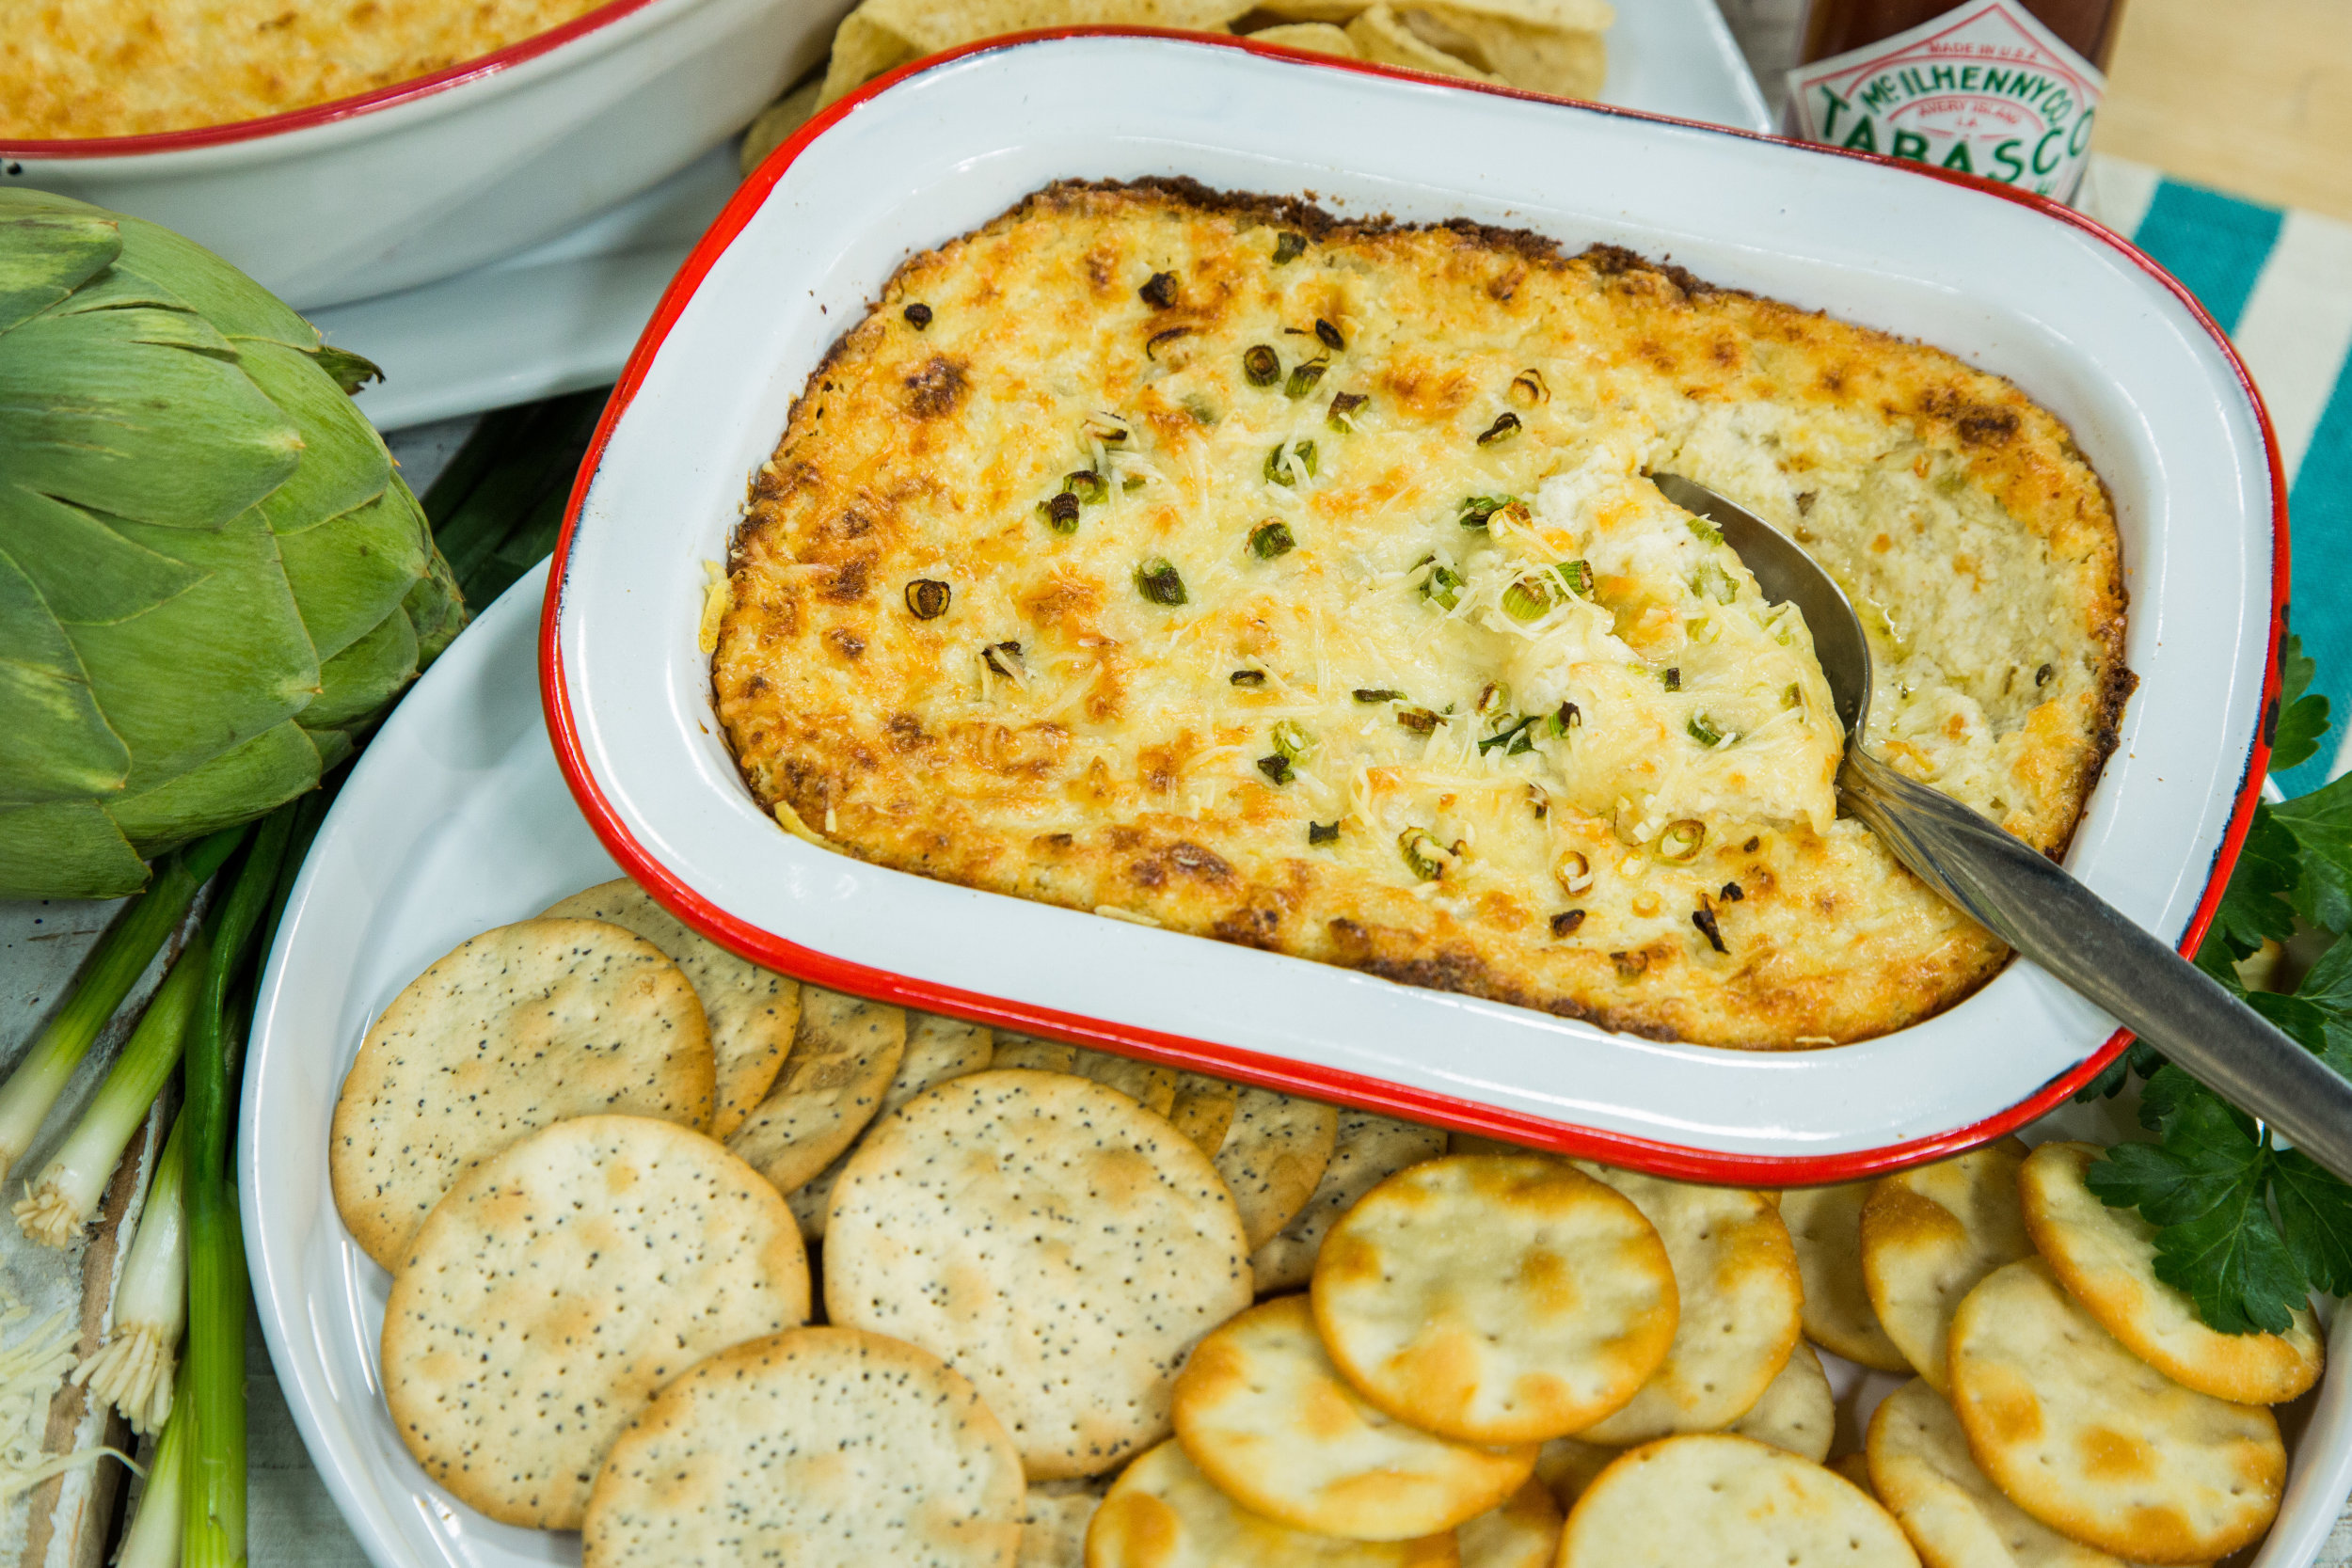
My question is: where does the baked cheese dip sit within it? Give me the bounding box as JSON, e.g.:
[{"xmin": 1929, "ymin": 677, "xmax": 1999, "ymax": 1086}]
[
  {"xmin": 713, "ymin": 181, "xmax": 2129, "ymax": 1048},
  {"xmin": 3, "ymin": 0, "xmax": 611, "ymax": 138}
]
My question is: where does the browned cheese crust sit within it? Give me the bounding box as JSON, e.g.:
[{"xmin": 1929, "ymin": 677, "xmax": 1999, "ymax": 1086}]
[
  {"xmin": 3, "ymin": 0, "xmax": 612, "ymax": 139},
  {"xmin": 713, "ymin": 180, "xmax": 2128, "ymax": 1048}
]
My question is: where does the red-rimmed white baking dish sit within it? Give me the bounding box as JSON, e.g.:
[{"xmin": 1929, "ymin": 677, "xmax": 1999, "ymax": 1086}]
[
  {"xmin": 542, "ymin": 28, "xmax": 2285, "ymax": 1185},
  {"xmin": 0, "ymin": 0, "xmax": 840, "ymax": 309}
]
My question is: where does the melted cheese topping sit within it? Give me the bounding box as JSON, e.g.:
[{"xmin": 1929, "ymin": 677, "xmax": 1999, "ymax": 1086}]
[
  {"xmin": 715, "ymin": 182, "xmax": 2128, "ymax": 1048},
  {"xmin": 2, "ymin": 0, "xmax": 610, "ymax": 138}
]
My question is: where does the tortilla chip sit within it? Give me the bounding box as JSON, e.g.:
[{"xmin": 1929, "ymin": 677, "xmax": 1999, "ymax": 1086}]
[
  {"xmin": 1344, "ymin": 5, "xmax": 1494, "ymax": 78},
  {"xmin": 818, "ymin": 11, "xmax": 923, "ymax": 106},
  {"xmin": 1399, "ymin": 5, "xmax": 1603, "ymax": 97},
  {"xmin": 1245, "ymin": 20, "xmax": 1359, "ymax": 55},
  {"xmin": 820, "ymin": 0, "xmax": 1258, "ymax": 104}
]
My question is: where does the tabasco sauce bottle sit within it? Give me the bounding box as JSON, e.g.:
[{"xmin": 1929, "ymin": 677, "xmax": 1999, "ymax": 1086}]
[{"xmin": 1784, "ymin": 0, "xmax": 2125, "ymax": 203}]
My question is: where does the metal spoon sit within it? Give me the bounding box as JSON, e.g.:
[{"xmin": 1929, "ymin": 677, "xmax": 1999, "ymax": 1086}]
[{"xmin": 1652, "ymin": 471, "xmax": 2352, "ymax": 1181}]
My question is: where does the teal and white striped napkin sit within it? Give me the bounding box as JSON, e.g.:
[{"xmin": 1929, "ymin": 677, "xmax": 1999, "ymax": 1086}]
[{"xmin": 2083, "ymin": 155, "xmax": 2352, "ymax": 794}]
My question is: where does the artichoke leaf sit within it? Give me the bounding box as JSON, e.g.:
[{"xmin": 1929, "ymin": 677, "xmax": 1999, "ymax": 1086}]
[
  {"xmin": 0, "ymin": 483, "xmax": 200, "ymax": 628},
  {"xmin": 0, "ymin": 210, "xmax": 119, "ymax": 336},
  {"xmin": 0, "ymin": 546, "xmax": 130, "ymax": 805},
  {"xmin": 109, "ymin": 719, "xmax": 321, "ymax": 857},
  {"xmin": 403, "ymin": 532, "xmax": 469, "ymax": 669},
  {"xmin": 311, "ymin": 344, "xmax": 384, "ymax": 396},
  {"xmin": 69, "ymin": 509, "xmax": 318, "ymax": 794},
  {"xmin": 274, "ymin": 486, "xmax": 431, "ymax": 665},
  {"xmin": 0, "ymin": 800, "xmax": 151, "ymax": 900},
  {"xmin": 234, "ymin": 338, "xmax": 391, "ymax": 535},
  {"xmin": 0, "ymin": 305, "xmax": 300, "ymax": 529},
  {"xmin": 299, "ymin": 603, "xmax": 419, "ymax": 733},
  {"xmin": 1, "ymin": 190, "xmax": 319, "ymax": 353}
]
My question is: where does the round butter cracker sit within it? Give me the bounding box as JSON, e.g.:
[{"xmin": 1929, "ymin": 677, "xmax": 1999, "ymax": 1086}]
[
  {"xmin": 1867, "ymin": 1376, "xmax": 2135, "ymax": 1568},
  {"xmin": 331, "ymin": 918, "xmax": 715, "ymax": 1268},
  {"xmin": 380, "ymin": 1116, "xmax": 809, "ymax": 1529},
  {"xmin": 726, "ymin": 986, "xmax": 906, "ymax": 1195},
  {"xmin": 582, "ymin": 1325, "xmax": 1023, "ymax": 1568},
  {"xmin": 1314, "ymin": 1155, "xmax": 1678, "ymax": 1443},
  {"xmin": 2019, "ymin": 1140, "xmax": 2322, "ymax": 1404},
  {"xmin": 1216, "ymin": 1087, "xmax": 1340, "ymax": 1250},
  {"xmin": 1860, "ymin": 1140, "xmax": 2032, "ymax": 1396},
  {"xmin": 1557, "ymin": 1433, "xmax": 1917, "ymax": 1568},
  {"xmin": 1085, "ymin": 1440, "xmax": 1461, "ymax": 1568},
  {"xmin": 1781, "ymin": 1180, "xmax": 1911, "ymax": 1373},
  {"xmin": 1173, "ymin": 1294, "xmax": 1535, "ymax": 1539},
  {"xmin": 1726, "ymin": 1339, "xmax": 1834, "ymax": 1463},
  {"xmin": 1454, "ymin": 1480, "xmax": 1561, "ymax": 1568},
  {"xmin": 540, "ymin": 879, "xmax": 798, "ymax": 1140},
  {"xmin": 1167, "ymin": 1072, "xmax": 1243, "ymax": 1156},
  {"xmin": 825, "ymin": 1070, "xmax": 1252, "ymax": 1479},
  {"xmin": 1020, "ymin": 1479, "xmax": 1110, "ymax": 1568},
  {"xmin": 788, "ymin": 1011, "xmax": 993, "ymax": 1240},
  {"xmin": 1252, "ymin": 1111, "xmax": 1448, "ymax": 1294},
  {"xmin": 1946, "ymin": 1259, "xmax": 2283, "ymax": 1565},
  {"xmin": 1570, "ymin": 1165, "xmax": 1800, "ymax": 1446}
]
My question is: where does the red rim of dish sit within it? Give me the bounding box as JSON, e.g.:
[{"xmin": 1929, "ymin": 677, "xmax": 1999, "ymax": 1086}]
[
  {"xmin": 539, "ymin": 27, "xmax": 2289, "ymax": 1184},
  {"xmin": 0, "ymin": 0, "xmax": 667, "ymax": 158}
]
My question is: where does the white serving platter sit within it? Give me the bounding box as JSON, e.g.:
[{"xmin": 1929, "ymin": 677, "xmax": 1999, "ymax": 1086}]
[
  {"xmin": 245, "ymin": 561, "xmax": 2348, "ymax": 1568},
  {"xmin": 269, "ymin": 0, "xmax": 1765, "ymax": 432},
  {"xmin": 546, "ymin": 30, "xmax": 2282, "ymax": 1182}
]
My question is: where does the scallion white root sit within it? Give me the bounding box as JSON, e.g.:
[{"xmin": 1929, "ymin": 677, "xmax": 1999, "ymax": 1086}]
[
  {"xmin": 15, "ymin": 939, "xmax": 204, "ymax": 1252},
  {"xmin": 73, "ymin": 1115, "xmax": 185, "ymax": 1433},
  {"xmin": 0, "ymin": 1300, "xmax": 129, "ymax": 1503}
]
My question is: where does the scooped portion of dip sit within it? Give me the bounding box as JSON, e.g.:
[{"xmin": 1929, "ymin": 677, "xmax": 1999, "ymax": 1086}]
[{"xmin": 712, "ymin": 179, "xmax": 2129, "ymax": 1048}]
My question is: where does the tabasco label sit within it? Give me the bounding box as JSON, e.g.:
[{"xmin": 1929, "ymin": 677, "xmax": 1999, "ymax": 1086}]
[{"xmin": 1786, "ymin": 0, "xmax": 2106, "ymax": 203}]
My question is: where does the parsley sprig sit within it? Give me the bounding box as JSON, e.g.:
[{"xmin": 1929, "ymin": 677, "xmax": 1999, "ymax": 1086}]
[{"xmin": 2075, "ymin": 637, "xmax": 2352, "ymax": 1333}]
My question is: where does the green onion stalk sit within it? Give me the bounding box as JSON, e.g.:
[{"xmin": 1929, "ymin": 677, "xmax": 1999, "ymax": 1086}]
[
  {"xmin": 13, "ymin": 951, "xmax": 205, "ymax": 1250},
  {"xmin": 0, "ymin": 829, "xmax": 242, "ymax": 1188},
  {"xmin": 115, "ymin": 1366, "xmax": 191, "ymax": 1568},
  {"xmin": 183, "ymin": 808, "xmax": 296, "ymax": 1568},
  {"xmin": 71, "ymin": 1112, "xmax": 185, "ymax": 1433}
]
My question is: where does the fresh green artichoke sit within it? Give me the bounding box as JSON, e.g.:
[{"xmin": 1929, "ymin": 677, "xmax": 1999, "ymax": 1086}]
[{"xmin": 0, "ymin": 190, "xmax": 466, "ymax": 900}]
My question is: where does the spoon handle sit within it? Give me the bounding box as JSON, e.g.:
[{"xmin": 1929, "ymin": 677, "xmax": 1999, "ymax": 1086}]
[{"xmin": 1839, "ymin": 748, "xmax": 2352, "ymax": 1182}]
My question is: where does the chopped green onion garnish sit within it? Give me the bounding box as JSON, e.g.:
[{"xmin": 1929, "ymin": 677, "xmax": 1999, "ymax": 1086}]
[
  {"xmin": 1263, "ymin": 439, "xmax": 1318, "ymax": 486},
  {"xmin": 1182, "ymin": 392, "xmax": 1219, "ymax": 425},
  {"xmin": 1399, "ymin": 828, "xmax": 1448, "ymax": 881},
  {"xmin": 1315, "ymin": 319, "xmax": 1345, "ymax": 351},
  {"xmin": 1662, "ymin": 666, "xmax": 1682, "ymax": 690},
  {"xmin": 1135, "ymin": 559, "xmax": 1188, "ymax": 606},
  {"xmin": 1457, "ymin": 494, "xmax": 1516, "ymax": 529},
  {"xmin": 1231, "ymin": 670, "xmax": 1267, "ymax": 688},
  {"xmin": 1476, "ymin": 682, "xmax": 1508, "ymax": 715},
  {"xmin": 1478, "ymin": 715, "xmax": 1540, "ymax": 755},
  {"xmin": 1243, "ymin": 345, "xmax": 1280, "ymax": 386},
  {"xmin": 1354, "ymin": 688, "xmax": 1405, "ymax": 703},
  {"xmin": 1123, "ymin": 475, "xmax": 1146, "ymax": 492},
  {"xmin": 1686, "ymin": 515, "xmax": 1724, "ymax": 547},
  {"xmin": 1692, "ymin": 562, "xmax": 1738, "ymax": 604},
  {"xmin": 1272, "ymin": 721, "xmax": 1313, "ymax": 760},
  {"xmin": 1783, "ymin": 682, "xmax": 1803, "ymax": 709},
  {"xmin": 1041, "ymin": 492, "xmax": 1080, "ymax": 532},
  {"xmin": 1249, "ymin": 519, "xmax": 1295, "ymax": 559},
  {"xmin": 1476, "ymin": 412, "xmax": 1521, "ymax": 445},
  {"xmin": 1659, "ymin": 819, "xmax": 1706, "ymax": 862},
  {"xmin": 1420, "ymin": 562, "xmax": 1464, "ymax": 610},
  {"xmin": 1064, "ymin": 469, "xmax": 1108, "ymax": 503},
  {"xmin": 1257, "ymin": 754, "xmax": 1294, "ymax": 784},
  {"xmin": 1557, "ymin": 559, "xmax": 1595, "ymax": 595},
  {"xmin": 1549, "ymin": 701, "xmax": 1581, "ymax": 735},
  {"xmin": 1273, "ymin": 232, "xmax": 1308, "ymax": 264},
  {"xmin": 1502, "ymin": 578, "xmax": 1554, "ymax": 623},
  {"xmin": 1140, "ymin": 271, "xmax": 1178, "ymax": 308},
  {"xmin": 1327, "ymin": 390, "xmax": 1367, "ymax": 430},
  {"xmin": 1145, "ymin": 325, "xmax": 1194, "ymax": 360},
  {"xmin": 1309, "ymin": 821, "xmax": 1340, "ymax": 846},
  {"xmin": 1688, "ymin": 714, "xmax": 1726, "ymax": 747},
  {"xmin": 1285, "ymin": 360, "xmax": 1327, "ymax": 399},
  {"xmin": 1397, "ymin": 707, "xmax": 1441, "ymax": 734}
]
